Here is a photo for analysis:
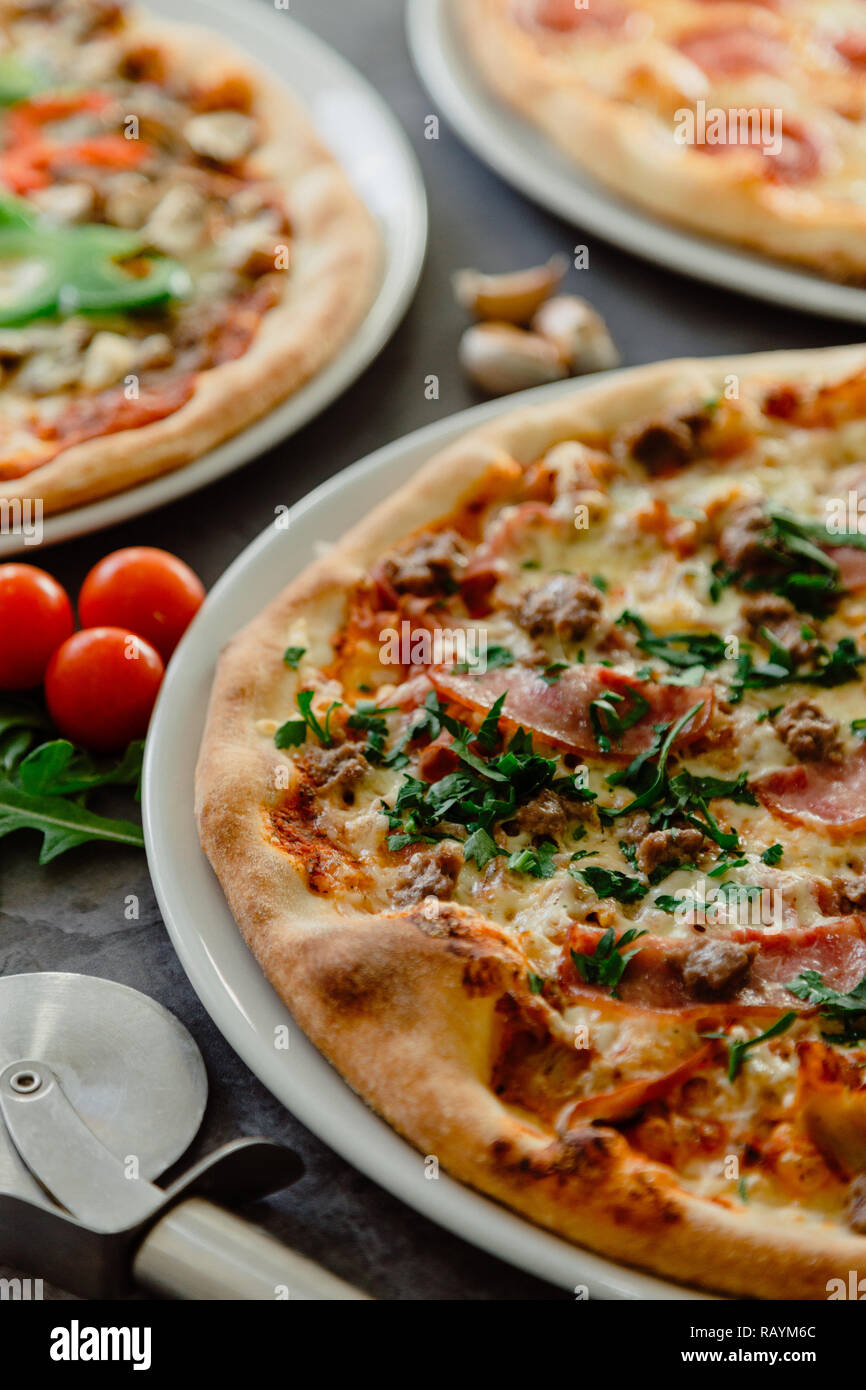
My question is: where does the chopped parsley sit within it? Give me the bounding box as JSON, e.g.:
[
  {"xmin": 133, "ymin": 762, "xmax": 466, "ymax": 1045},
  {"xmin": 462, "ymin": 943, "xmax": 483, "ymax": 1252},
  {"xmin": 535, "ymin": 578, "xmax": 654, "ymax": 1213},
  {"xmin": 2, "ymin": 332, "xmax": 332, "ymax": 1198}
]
[
  {"xmin": 589, "ymin": 685, "xmax": 651, "ymax": 754},
  {"xmin": 507, "ymin": 839, "xmax": 558, "ymax": 879},
  {"xmin": 346, "ymin": 702, "xmax": 399, "ymax": 762},
  {"xmin": 570, "ymin": 927, "xmax": 647, "ymax": 998},
  {"xmin": 729, "ymin": 634, "xmax": 864, "ymax": 701},
  {"xmin": 761, "ymin": 843, "xmax": 784, "ymax": 866},
  {"xmin": 453, "ymin": 644, "xmax": 514, "ymax": 674},
  {"xmin": 573, "ymin": 863, "xmax": 648, "ymax": 904},
  {"xmin": 275, "ymin": 690, "xmax": 341, "ymax": 749},
  {"xmin": 283, "ymin": 646, "xmax": 306, "ymax": 669},
  {"xmin": 704, "ymin": 1013, "xmax": 797, "ymax": 1082},
  {"xmin": 617, "ymin": 610, "xmax": 728, "ymax": 670},
  {"xmin": 527, "ymin": 971, "xmax": 545, "ymax": 995},
  {"xmin": 786, "ymin": 970, "xmax": 866, "ymax": 1046}
]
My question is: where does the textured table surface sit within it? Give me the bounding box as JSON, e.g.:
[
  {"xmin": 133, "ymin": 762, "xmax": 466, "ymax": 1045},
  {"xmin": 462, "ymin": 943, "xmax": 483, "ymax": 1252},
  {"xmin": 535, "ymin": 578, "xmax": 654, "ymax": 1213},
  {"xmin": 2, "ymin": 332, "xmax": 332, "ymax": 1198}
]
[{"xmin": 0, "ymin": 0, "xmax": 858, "ymax": 1301}]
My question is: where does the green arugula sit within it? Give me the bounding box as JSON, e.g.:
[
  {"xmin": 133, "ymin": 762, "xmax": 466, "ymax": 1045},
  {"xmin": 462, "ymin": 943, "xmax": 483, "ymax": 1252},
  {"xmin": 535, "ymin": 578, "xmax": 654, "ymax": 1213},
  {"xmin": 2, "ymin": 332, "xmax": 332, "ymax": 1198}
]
[
  {"xmin": 0, "ymin": 703, "xmax": 145, "ymax": 864},
  {"xmin": 570, "ymin": 927, "xmax": 647, "ymax": 998},
  {"xmin": 617, "ymin": 610, "xmax": 728, "ymax": 670},
  {"xmin": 589, "ymin": 685, "xmax": 650, "ymax": 754},
  {"xmin": 729, "ymin": 634, "xmax": 864, "ymax": 701}
]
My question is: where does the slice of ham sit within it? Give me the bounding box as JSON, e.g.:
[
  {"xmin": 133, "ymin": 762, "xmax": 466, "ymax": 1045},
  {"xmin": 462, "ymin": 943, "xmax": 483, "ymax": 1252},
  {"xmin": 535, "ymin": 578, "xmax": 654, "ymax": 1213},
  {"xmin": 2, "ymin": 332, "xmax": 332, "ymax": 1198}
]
[
  {"xmin": 835, "ymin": 33, "xmax": 866, "ymax": 69},
  {"xmin": 677, "ymin": 24, "xmax": 788, "ymax": 76},
  {"xmin": 695, "ymin": 114, "xmax": 825, "ymax": 184},
  {"xmin": 755, "ymin": 749, "xmax": 866, "ymax": 835},
  {"xmin": 563, "ymin": 1045, "xmax": 716, "ymax": 1126},
  {"xmin": 429, "ymin": 663, "xmax": 713, "ymax": 760},
  {"xmin": 826, "ymin": 544, "xmax": 866, "ymax": 593},
  {"xmin": 798, "ymin": 1041, "xmax": 866, "ymax": 1177},
  {"xmin": 562, "ymin": 919, "xmax": 866, "ymax": 1019},
  {"xmin": 523, "ymin": 0, "xmax": 629, "ymax": 33}
]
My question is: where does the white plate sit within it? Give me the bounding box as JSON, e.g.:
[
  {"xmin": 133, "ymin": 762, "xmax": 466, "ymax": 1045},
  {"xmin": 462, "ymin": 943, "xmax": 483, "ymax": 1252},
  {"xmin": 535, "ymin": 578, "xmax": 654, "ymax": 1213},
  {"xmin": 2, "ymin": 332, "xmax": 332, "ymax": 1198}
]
[
  {"xmin": 407, "ymin": 0, "xmax": 866, "ymax": 323},
  {"xmin": 143, "ymin": 372, "xmax": 710, "ymax": 1300},
  {"xmin": 0, "ymin": 0, "xmax": 427, "ymax": 557}
]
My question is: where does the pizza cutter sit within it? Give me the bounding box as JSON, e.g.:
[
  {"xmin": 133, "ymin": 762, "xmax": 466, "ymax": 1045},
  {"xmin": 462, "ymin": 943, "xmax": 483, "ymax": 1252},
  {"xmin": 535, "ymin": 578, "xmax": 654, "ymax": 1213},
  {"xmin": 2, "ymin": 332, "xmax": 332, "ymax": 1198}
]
[{"xmin": 0, "ymin": 972, "xmax": 367, "ymax": 1300}]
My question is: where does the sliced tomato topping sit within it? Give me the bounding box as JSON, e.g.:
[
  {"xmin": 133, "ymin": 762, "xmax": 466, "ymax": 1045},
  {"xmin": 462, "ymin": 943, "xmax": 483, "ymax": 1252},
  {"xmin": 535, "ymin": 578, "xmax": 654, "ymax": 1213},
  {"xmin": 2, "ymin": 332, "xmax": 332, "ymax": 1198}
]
[
  {"xmin": 32, "ymin": 377, "xmax": 195, "ymax": 454},
  {"xmin": 677, "ymin": 24, "xmax": 788, "ymax": 75},
  {"xmin": 562, "ymin": 920, "xmax": 866, "ymax": 1018},
  {"xmin": 755, "ymin": 749, "xmax": 866, "ymax": 834},
  {"xmin": 694, "ymin": 113, "xmax": 825, "ymax": 185},
  {"xmin": 429, "ymin": 663, "xmax": 713, "ymax": 760},
  {"xmin": 1, "ymin": 91, "xmax": 152, "ymax": 194}
]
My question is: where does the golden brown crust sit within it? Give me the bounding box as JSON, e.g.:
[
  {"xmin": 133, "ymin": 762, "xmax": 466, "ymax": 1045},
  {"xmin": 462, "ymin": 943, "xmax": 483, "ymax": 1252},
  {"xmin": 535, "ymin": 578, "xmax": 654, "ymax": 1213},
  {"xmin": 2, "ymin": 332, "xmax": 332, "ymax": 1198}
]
[
  {"xmin": 458, "ymin": 0, "xmax": 866, "ymax": 279},
  {"xmin": 196, "ymin": 345, "xmax": 866, "ymax": 1299},
  {"xmin": 0, "ymin": 10, "xmax": 380, "ymax": 516}
]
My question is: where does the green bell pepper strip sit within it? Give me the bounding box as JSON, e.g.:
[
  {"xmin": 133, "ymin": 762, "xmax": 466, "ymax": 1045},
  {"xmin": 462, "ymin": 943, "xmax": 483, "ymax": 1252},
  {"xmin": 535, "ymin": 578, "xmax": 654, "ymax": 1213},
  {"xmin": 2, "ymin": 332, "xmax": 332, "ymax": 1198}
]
[{"xmin": 0, "ymin": 199, "xmax": 191, "ymax": 325}]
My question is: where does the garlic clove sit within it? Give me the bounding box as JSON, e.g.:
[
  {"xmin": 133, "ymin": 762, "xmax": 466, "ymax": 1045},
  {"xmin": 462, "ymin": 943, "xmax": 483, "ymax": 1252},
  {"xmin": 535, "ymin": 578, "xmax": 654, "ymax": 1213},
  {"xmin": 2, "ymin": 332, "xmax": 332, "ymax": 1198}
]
[
  {"xmin": 459, "ymin": 322, "xmax": 568, "ymax": 396},
  {"xmin": 532, "ymin": 295, "xmax": 621, "ymax": 374},
  {"xmin": 452, "ymin": 255, "xmax": 567, "ymax": 324}
]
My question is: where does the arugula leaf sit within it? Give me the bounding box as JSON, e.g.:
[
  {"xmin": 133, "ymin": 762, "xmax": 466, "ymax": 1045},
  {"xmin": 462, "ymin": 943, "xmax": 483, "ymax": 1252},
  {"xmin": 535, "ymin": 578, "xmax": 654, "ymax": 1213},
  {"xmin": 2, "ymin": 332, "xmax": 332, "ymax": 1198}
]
[
  {"xmin": 617, "ymin": 610, "xmax": 728, "ymax": 670},
  {"xmin": 570, "ymin": 927, "xmax": 647, "ymax": 998},
  {"xmin": 729, "ymin": 635, "xmax": 864, "ymax": 701},
  {"xmin": 18, "ymin": 739, "xmax": 144, "ymax": 798},
  {"xmin": 704, "ymin": 1013, "xmax": 797, "ymax": 1081},
  {"xmin": 283, "ymin": 646, "xmax": 306, "ymax": 669},
  {"xmin": 786, "ymin": 970, "xmax": 866, "ymax": 1045},
  {"xmin": 0, "ymin": 777, "xmax": 144, "ymax": 863},
  {"xmin": 589, "ymin": 685, "xmax": 650, "ymax": 753},
  {"xmin": 573, "ymin": 863, "xmax": 648, "ymax": 904}
]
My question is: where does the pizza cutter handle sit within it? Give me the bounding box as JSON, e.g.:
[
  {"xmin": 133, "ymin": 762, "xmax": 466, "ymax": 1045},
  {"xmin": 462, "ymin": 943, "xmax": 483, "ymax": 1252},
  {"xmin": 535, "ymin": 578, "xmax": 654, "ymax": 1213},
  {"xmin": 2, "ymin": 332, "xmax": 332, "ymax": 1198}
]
[{"xmin": 133, "ymin": 1196, "xmax": 369, "ymax": 1301}]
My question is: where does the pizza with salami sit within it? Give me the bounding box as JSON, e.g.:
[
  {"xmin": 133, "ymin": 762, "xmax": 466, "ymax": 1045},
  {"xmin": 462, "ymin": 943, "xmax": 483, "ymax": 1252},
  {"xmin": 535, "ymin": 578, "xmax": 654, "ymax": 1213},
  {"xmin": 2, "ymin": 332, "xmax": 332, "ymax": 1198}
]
[
  {"xmin": 0, "ymin": 0, "xmax": 378, "ymax": 515},
  {"xmin": 458, "ymin": 0, "xmax": 866, "ymax": 278},
  {"xmin": 197, "ymin": 343, "xmax": 866, "ymax": 1298}
]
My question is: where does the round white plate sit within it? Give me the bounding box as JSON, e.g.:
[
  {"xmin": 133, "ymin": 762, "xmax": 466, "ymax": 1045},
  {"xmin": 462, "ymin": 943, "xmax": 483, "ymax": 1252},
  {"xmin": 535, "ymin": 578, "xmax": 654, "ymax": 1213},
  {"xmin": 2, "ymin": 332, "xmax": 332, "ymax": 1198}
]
[
  {"xmin": 0, "ymin": 0, "xmax": 427, "ymax": 557},
  {"xmin": 143, "ymin": 372, "xmax": 710, "ymax": 1300},
  {"xmin": 407, "ymin": 0, "xmax": 866, "ymax": 323}
]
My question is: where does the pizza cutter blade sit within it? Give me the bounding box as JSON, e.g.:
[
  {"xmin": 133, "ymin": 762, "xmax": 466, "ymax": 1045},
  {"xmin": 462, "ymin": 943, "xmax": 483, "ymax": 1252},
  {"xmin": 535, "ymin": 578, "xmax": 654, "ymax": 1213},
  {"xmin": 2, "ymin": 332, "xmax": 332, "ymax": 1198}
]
[{"xmin": 0, "ymin": 972, "xmax": 367, "ymax": 1300}]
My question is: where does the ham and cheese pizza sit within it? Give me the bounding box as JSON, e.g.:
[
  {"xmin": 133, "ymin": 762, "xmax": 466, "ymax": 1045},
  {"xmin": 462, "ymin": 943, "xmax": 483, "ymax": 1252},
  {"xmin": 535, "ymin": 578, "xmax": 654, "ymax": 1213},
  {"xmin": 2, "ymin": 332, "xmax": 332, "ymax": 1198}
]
[
  {"xmin": 459, "ymin": 0, "xmax": 866, "ymax": 279},
  {"xmin": 0, "ymin": 0, "xmax": 378, "ymax": 515},
  {"xmin": 198, "ymin": 344, "xmax": 866, "ymax": 1299}
]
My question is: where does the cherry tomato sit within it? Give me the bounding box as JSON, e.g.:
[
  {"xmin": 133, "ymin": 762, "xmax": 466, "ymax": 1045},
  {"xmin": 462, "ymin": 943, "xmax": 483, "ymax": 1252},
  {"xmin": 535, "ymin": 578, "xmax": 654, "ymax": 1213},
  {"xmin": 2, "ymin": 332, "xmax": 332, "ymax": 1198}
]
[
  {"xmin": 0, "ymin": 564, "xmax": 74, "ymax": 690},
  {"xmin": 78, "ymin": 547, "xmax": 205, "ymax": 660},
  {"xmin": 45, "ymin": 627, "xmax": 165, "ymax": 753}
]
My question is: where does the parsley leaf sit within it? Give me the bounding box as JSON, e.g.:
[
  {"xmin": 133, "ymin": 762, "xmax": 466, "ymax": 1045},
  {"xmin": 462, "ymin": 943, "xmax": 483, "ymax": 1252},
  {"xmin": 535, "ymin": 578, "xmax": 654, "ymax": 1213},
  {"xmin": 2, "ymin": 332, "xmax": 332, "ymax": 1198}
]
[
  {"xmin": 704, "ymin": 1013, "xmax": 797, "ymax": 1081},
  {"xmin": 570, "ymin": 927, "xmax": 647, "ymax": 998},
  {"xmin": 275, "ymin": 689, "xmax": 342, "ymax": 749},
  {"xmin": 283, "ymin": 646, "xmax": 306, "ymax": 669},
  {"xmin": 507, "ymin": 839, "xmax": 558, "ymax": 878},
  {"xmin": 617, "ymin": 610, "xmax": 727, "ymax": 670},
  {"xmin": 761, "ymin": 843, "xmax": 783, "ymax": 866},
  {"xmin": 786, "ymin": 970, "xmax": 866, "ymax": 1045},
  {"xmin": 573, "ymin": 864, "xmax": 648, "ymax": 904}
]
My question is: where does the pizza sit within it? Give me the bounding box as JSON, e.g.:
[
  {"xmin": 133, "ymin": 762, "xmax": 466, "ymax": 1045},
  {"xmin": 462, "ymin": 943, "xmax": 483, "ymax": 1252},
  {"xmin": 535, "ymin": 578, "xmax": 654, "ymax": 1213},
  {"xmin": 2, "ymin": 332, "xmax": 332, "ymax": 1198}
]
[
  {"xmin": 197, "ymin": 343, "xmax": 866, "ymax": 1299},
  {"xmin": 459, "ymin": 0, "xmax": 866, "ymax": 279},
  {"xmin": 0, "ymin": 0, "xmax": 378, "ymax": 515}
]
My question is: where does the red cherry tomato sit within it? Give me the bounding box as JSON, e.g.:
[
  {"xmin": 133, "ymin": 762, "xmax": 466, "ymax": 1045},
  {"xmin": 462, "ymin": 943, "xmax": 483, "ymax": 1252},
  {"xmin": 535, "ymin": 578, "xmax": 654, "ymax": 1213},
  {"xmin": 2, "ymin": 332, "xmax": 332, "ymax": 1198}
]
[
  {"xmin": 78, "ymin": 547, "xmax": 205, "ymax": 660},
  {"xmin": 45, "ymin": 627, "xmax": 165, "ymax": 753},
  {"xmin": 0, "ymin": 563, "xmax": 74, "ymax": 690}
]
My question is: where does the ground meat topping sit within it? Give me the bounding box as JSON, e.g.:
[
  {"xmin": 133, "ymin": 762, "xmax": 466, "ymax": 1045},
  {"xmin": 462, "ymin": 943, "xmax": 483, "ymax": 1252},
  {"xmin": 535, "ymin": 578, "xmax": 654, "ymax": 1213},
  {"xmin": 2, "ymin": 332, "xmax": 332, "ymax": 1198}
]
[
  {"xmin": 741, "ymin": 593, "xmax": 818, "ymax": 664},
  {"xmin": 828, "ymin": 872, "xmax": 866, "ymax": 915},
  {"xmin": 382, "ymin": 530, "xmax": 467, "ymax": 596},
  {"xmin": 512, "ymin": 574, "xmax": 602, "ymax": 641},
  {"xmin": 618, "ymin": 411, "xmax": 709, "ymax": 474},
  {"xmin": 302, "ymin": 743, "xmax": 369, "ymax": 790},
  {"xmin": 637, "ymin": 827, "xmax": 708, "ymax": 877},
  {"xmin": 846, "ymin": 1175, "xmax": 866, "ymax": 1235},
  {"xmin": 505, "ymin": 789, "xmax": 568, "ymax": 841},
  {"xmin": 392, "ymin": 847, "xmax": 460, "ymax": 907},
  {"xmin": 774, "ymin": 699, "xmax": 841, "ymax": 763},
  {"xmin": 718, "ymin": 501, "xmax": 772, "ymax": 577},
  {"xmin": 680, "ymin": 938, "xmax": 756, "ymax": 999}
]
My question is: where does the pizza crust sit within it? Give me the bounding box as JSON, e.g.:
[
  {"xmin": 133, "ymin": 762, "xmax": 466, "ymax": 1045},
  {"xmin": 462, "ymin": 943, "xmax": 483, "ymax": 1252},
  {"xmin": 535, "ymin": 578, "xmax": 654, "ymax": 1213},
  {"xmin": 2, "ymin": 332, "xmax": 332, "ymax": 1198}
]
[
  {"xmin": 458, "ymin": 0, "xmax": 866, "ymax": 279},
  {"xmin": 0, "ymin": 11, "xmax": 380, "ymax": 516},
  {"xmin": 197, "ymin": 344, "xmax": 866, "ymax": 1298}
]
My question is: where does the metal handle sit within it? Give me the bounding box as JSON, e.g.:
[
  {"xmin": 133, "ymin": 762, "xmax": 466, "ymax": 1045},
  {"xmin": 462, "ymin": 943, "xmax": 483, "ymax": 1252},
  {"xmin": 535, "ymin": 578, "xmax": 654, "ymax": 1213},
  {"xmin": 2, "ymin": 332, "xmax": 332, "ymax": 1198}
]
[{"xmin": 133, "ymin": 1197, "xmax": 369, "ymax": 1300}]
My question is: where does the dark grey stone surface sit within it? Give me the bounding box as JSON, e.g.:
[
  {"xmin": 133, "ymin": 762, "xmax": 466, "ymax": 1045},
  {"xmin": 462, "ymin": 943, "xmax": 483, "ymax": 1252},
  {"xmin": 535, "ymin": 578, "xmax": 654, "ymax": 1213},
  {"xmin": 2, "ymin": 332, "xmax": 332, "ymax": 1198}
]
[{"xmin": 0, "ymin": 0, "xmax": 856, "ymax": 1301}]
